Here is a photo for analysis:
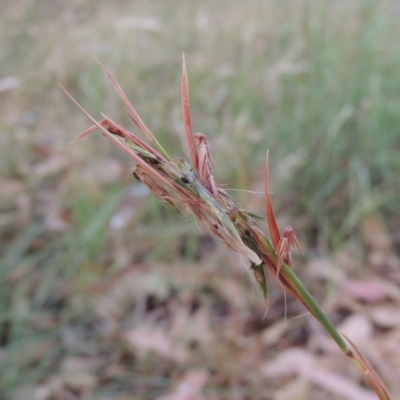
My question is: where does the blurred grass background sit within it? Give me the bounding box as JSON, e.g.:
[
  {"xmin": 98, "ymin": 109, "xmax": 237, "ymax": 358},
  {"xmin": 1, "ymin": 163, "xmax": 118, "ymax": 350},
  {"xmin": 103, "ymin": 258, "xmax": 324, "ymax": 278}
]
[{"xmin": 1, "ymin": 1, "xmax": 400, "ymax": 399}]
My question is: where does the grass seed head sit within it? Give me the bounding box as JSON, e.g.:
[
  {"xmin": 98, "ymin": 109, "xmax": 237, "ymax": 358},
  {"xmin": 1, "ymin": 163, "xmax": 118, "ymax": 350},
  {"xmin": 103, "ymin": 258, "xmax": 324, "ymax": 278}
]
[{"xmin": 62, "ymin": 59, "xmax": 392, "ymax": 399}]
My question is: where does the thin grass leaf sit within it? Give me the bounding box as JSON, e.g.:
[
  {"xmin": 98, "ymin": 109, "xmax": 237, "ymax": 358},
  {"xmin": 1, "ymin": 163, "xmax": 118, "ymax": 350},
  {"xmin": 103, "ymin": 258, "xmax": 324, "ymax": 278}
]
[
  {"xmin": 181, "ymin": 54, "xmax": 199, "ymax": 173},
  {"xmin": 343, "ymin": 334, "xmax": 393, "ymax": 400},
  {"xmin": 264, "ymin": 151, "xmax": 281, "ymax": 249},
  {"xmin": 98, "ymin": 62, "xmax": 170, "ymax": 161}
]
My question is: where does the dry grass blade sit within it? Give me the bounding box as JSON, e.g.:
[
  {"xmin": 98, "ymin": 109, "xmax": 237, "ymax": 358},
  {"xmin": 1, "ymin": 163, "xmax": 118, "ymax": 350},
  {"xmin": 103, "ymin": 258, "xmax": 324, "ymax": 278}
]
[
  {"xmin": 181, "ymin": 53, "xmax": 199, "ymax": 173},
  {"xmin": 59, "ymin": 85, "xmax": 175, "ymax": 191},
  {"xmin": 98, "ymin": 62, "xmax": 170, "ymax": 160},
  {"xmin": 343, "ymin": 334, "xmax": 393, "ymax": 400},
  {"xmin": 99, "ymin": 113, "xmax": 168, "ymax": 161},
  {"xmin": 264, "ymin": 151, "xmax": 281, "ymax": 249}
]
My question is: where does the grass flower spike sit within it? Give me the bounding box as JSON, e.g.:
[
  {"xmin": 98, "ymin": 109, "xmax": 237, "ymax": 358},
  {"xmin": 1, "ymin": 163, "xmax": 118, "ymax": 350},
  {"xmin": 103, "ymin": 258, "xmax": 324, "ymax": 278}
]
[{"xmin": 62, "ymin": 60, "xmax": 392, "ymax": 400}]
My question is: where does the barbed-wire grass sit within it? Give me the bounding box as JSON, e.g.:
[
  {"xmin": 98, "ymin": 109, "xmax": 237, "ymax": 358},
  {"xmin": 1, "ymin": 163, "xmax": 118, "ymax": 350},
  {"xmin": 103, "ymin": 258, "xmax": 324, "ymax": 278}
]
[{"xmin": 61, "ymin": 57, "xmax": 392, "ymax": 400}]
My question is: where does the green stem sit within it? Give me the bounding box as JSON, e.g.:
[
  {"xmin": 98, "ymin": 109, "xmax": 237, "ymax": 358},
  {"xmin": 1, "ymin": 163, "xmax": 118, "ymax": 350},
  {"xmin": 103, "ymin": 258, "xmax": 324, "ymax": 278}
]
[{"xmin": 280, "ymin": 263, "xmax": 349, "ymax": 353}]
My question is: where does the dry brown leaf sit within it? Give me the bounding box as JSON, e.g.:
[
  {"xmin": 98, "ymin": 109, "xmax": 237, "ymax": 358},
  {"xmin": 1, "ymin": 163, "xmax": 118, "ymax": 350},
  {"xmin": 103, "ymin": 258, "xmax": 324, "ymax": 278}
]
[
  {"xmin": 170, "ymin": 306, "xmax": 214, "ymax": 347},
  {"xmin": 307, "ymin": 257, "xmax": 344, "ymax": 282},
  {"xmin": 125, "ymin": 326, "xmax": 190, "ymax": 362},
  {"xmin": 361, "ymin": 213, "xmax": 391, "ymax": 252},
  {"xmin": 261, "ymin": 320, "xmax": 289, "ymax": 347},
  {"xmin": 90, "ymin": 265, "xmax": 170, "ymax": 320},
  {"xmin": 361, "ymin": 213, "xmax": 392, "ymax": 268},
  {"xmin": 262, "ymin": 348, "xmax": 376, "ymax": 400},
  {"xmin": 369, "ymin": 305, "xmax": 400, "ymax": 328},
  {"xmin": 156, "ymin": 369, "xmax": 209, "ymax": 400},
  {"xmin": 217, "ymin": 279, "xmax": 246, "ymax": 309},
  {"xmin": 262, "ymin": 348, "xmax": 314, "ymax": 377},
  {"xmin": 337, "ymin": 314, "xmax": 373, "ymax": 343},
  {"xmin": 336, "ymin": 245, "xmax": 363, "ymax": 272},
  {"xmin": 310, "ymin": 367, "xmax": 376, "ymax": 400},
  {"xmin": 32, "ymin": 155, "xmax": 69, "ymax": 179},
  {"xmin": 342, "ymin": 279, "xmax": 387, "ymax": 303},
  {"xmin": 273, "ymin": 377, "xmax": 309, "ymax": 400}
]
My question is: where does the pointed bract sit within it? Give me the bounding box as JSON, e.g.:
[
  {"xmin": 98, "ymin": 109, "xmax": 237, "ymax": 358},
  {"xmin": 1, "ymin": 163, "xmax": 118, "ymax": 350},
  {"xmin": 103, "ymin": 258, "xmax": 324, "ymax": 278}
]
[
  {"xmin": 98, "ymin": 62, "xmax": 170, "ymax": 160},
  {"xmin": 194, "ymin": 133, "xmax": 220, "ymax": 200},
  {"xmin": 264, "ymin": 151, "xmax": 281, "ymax": 249},
  {"xmin": 181, "ymin": 54, "xmax": 199, "ymax": 173},
  {"xmin": 276, "ymin": 226, "xmax": 303, "ymax": 276},
  {"xmin": 282, "ymin": 226, "xmax": 303, "ymax": 254}
]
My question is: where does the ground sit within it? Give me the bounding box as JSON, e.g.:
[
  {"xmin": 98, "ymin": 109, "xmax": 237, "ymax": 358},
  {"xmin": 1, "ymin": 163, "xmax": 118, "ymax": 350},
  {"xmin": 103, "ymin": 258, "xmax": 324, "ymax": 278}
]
[{"xmin": 1, "ymin": 1, "xmax": 400, "ymax": 399}]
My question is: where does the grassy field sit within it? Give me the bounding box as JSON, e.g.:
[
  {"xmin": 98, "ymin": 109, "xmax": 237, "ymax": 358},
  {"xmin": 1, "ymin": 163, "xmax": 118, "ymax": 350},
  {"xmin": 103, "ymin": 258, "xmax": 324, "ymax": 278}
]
[{"xmin": 1, "ymin": 1, "xmax": 400, "ymax": 399}]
